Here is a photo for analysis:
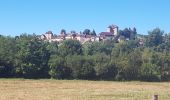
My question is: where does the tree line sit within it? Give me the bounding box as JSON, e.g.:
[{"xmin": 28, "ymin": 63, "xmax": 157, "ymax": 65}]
[{"xmin": 0, "ymin": 28, "xmax": 170, "ymax": 81}]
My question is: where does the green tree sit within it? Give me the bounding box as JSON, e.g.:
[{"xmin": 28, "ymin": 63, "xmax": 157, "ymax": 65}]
[
  {"xmin": 118, "ymin": 28, "xmax": 137, "ymax": 40},
  {"xmin": 83, "ymin": 29, "xmax": 90, "ymax": 35},
  {"xmin": 111, "ymin": 40, "xmax": 140, "ymax": 80},
  {"xmin": 90, "ymin": 29, "xmax": 96, "ymax": 36},
  {"xmin": 140, "ymin": 48, "xmax": 161, "ymax": 81},
  {"xmin": 140, "ymin": 62, "xmax": 160, "ymax": 81},
  {"xmin": 155, "ymin": 52, "xmax": 170, "ymax": 81},
  {"xmin": 124, "ymin": 49, "xmax": 142, "ymax": 80},
  {"xmin": 83, "ymin": 40, "xmax": 115, "ymax": 55},
  {"xmin": 146, "ymin": 28, "xmax": 163, "ymax": 47},
  {"xmin": 66, "ymin": 55, "xmax": 95, "ymax": 79},
  {"xmin": 58, "ymin": 40, "xmax": 83, "ymax": 56},
  {"xmin": 0, "ymin": 36, "xmax": 17, "ymax": 77},
  {"xmin": 16, "ymin": 34, "xmax": 50, "ymax": 78},
  {"xmin": 60, "ymin": 29, "xmax": 66, "ymax": 35},
  {"xmin": 93, "ymin": 53, "xmax": 117, "ymax": 80},
  {"xmin": 49, "ymin": 56, "xmax": 72, "ymax": 79}
]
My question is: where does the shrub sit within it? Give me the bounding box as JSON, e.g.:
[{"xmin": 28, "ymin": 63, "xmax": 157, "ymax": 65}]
[{"xmin": 140, "ymin": 63, "xmax": 160, "ymax": 81}]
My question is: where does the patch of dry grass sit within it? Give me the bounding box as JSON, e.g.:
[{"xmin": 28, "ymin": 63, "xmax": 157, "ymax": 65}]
[{"xmin": 0, "ymin": 79, "xmax": 169, "ymax": 100}]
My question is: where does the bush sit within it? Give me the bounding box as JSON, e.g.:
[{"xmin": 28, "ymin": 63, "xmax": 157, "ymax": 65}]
[
  {"xmin": 78, "ymin": 61, "xmax": 95, "ymax": 79},
  {"xmin": 140, "ymin": 63, "xmax": 160, "ymax": 81},
  {"xmin": 161, "ymin": 71, "xmax": 170, "ymax": 81},
  {"xmin": 49, "ymin": 65, "xmax": 72, "ymax": 79},
  {"xmin": 66, "ymin": 55, "xmax": 96, "ymax": 79},
  {"xmin": 93, "ymin": 53, "xmax": 117, "ymax": 80},
  {"xmin": 0, "ymin": 65, "xmax": 13, "ymax": 77},
  {"xmin": 95, "ymin": 63, "xmax": 117, "ymax": 80},
  {"xmin": 22, "ymin": 63, "xmax": 49, "ymax": 79}
]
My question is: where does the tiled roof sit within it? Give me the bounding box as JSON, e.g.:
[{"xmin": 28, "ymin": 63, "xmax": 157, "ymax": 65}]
[{"xmin": 100, "ymin": 32, "xmax": 113, "ymax": 36}]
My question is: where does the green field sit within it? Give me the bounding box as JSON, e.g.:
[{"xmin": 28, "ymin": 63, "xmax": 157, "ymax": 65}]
[{"xmin": 0, "ymin": 79, "xmax": 169, "ymax": 100}]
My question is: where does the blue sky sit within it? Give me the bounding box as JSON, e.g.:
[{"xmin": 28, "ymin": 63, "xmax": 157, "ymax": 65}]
[{"xmin": 0, "ymin": 0, "xmax": 170, "ymax": 36}]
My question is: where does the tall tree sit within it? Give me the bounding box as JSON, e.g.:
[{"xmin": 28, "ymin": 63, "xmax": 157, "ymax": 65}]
[
  {"xmin": 83, "ymin": 29, "xmax": 90, "ymax": 35},
  {"xmin": 60, "ymin": 29, "xmax": 66, "ymax": 35},
  {"xmin": 0, "ymin": 36, "xmax": 17, "ymax": 77},
  {"xmin": 16, "ymin": 34, "xmax": 50, "ymax": 78},
  {"xmin": 146, "ymin": 28, "xmax": 164, "ymax": 47},
  {"xmin": 90, "ymin": 29, "xmax": 96, "ymax": 36}
]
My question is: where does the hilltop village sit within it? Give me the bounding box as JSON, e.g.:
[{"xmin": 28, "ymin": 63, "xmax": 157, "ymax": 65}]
[
  {"xmin": 0, "ymin": 25, "xmax": 169, "ymax": 81},
  {"xmin": 39, "ymin": 24, "xmax": 141, "ymax": 44}
]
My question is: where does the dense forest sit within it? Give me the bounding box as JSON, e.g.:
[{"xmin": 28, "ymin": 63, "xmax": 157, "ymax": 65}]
[{"xmin": 0, "ymin": 28, "xmax": 170, "ymax": 81}]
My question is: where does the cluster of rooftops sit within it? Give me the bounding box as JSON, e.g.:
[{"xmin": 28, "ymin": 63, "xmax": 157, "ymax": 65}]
[{"xmin": 39, "ymin": 25, "xmax": 122, "ymax": 44}]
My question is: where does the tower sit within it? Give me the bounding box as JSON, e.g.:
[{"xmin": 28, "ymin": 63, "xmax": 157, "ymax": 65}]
[{"xmin": 107, "ymin": 25, "xmax": 119, "ymax": 36}]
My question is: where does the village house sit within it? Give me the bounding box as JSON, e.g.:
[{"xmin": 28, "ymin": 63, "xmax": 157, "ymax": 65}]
[{"xmin": 99, "ymin": 25, "xmax": 119, "ymax": 41}]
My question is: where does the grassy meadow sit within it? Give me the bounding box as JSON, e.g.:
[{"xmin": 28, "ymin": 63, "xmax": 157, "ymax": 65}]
[{"xmin": 0, "ymin": 79, "xmax": 169, "ymax": 100}]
